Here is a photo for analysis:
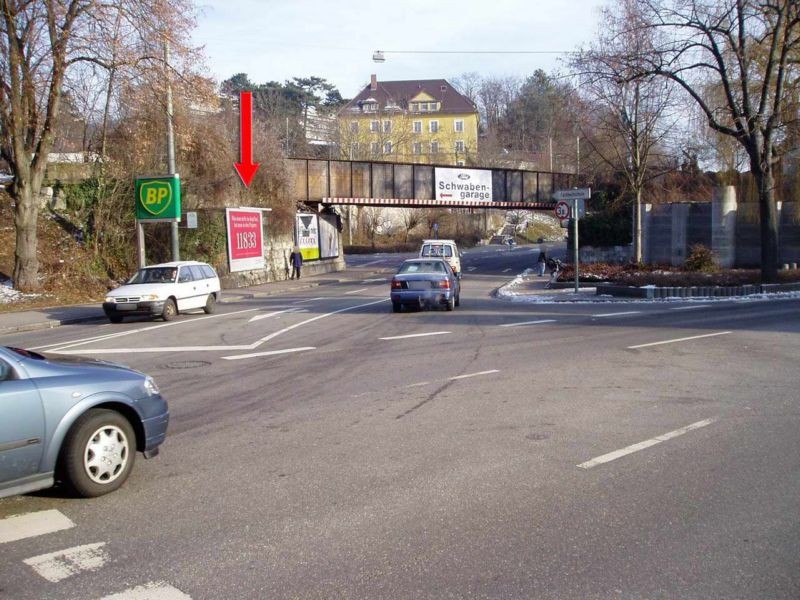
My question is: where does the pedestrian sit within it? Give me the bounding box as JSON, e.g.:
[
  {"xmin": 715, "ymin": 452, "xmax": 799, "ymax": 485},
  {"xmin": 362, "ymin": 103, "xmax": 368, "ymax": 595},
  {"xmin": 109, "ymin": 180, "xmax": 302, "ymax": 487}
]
[
  {"xmin": 289, "ymin": 246, "xmax": 303, "ymax": 280},
  {"xmin": 536, "ymin": 247, "xmax": 548, "ymax": 276}
]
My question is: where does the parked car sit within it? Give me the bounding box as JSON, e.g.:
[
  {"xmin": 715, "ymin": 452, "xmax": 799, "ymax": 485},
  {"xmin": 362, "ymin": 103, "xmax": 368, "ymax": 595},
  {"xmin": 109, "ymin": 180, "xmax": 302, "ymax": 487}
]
[
  {"xmin": 0, "ymin": 346, "xmax": 169, "ymax": 498},
  {"xmin": 103, "ymin": 261, "xmax": 221, "ymax": 323},
  {"xmin": 419, "ymin": 239, "xmax": 462, "ymax": 278},
  {"xmin": 390, "ymin": 258, "xmax": 461, "ymax": 312}
]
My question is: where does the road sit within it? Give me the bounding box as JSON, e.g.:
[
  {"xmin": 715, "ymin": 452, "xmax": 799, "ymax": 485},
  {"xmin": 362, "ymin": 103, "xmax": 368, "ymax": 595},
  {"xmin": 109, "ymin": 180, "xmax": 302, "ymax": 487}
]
[{"xmin": 1, "ymin": 244, "xmax": 799, "ymax": 599}]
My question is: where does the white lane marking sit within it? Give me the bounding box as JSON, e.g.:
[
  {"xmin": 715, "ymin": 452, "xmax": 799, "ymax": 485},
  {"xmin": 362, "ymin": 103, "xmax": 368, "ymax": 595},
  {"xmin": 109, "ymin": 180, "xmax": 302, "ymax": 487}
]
[
  {"xmin": 669, "ymin": 305, "xmax": 710, "ymax": 311},
  {"xmin": 359, "ymin": 259, "xmax": 387, "ymax": 267},
  {"xmin": 628, "ymin": 331, "xmax": 732, "ymax": 350},
  {"xmin": 98, "ymin": 581, "xmax": 192, "ymax": 600},
  {"xmin": 248, "ymin": 308, "xmax": 302, "ymax": 323},
  {"xmin": 379, "ymin": 331, "xmax": 451, "ymax": 341},
  {"xmin": 362, "ymin": 278, "xmax": 387, "ymax": 283},
  {"xmin": 35, "ymin": 307, "xmax": 262, "ymax": 351},
  {"xmin": 24, "ymin": 542, "xmax": 107, "ymax": 582},
  {"xmin": 502, "ymin": 268, "xmax": 512, "ymax": 273},
  {"xmin": 258, "ymin": 298, "xmax": 387, "ymax": 344},
  {"xmin": 449, "ymin": 369, "xmax": 500, "ymax": 380},
  {"xmin": 0, "ymin": 510, "xmax": 75, "ymax": 544},
  {"xmin": 500, "ymin": 319, "xmax": 557, "ymax": 328},
  {"xmin": 578, "ymin": 419, "xmax": 715, "ymax": 469},
  {"xmin": 52, "ymin": 299, "xmax": 386, "ymax": 356},
  {"xmin": 467, "ymin": 267, "xmax": 477, "ymax": 271},
  {"xmin": 222, "ymin": 347, "xmax": 316, "ymax": 361},
  {"xmin": 594, "ymin": 311, "xmax": 642, "ymax": 318},
  {"xmin": 345, "ymin": 288, "xmax": 369, "ymax": 294},
  {"xmin": 405, "ymin": 381, "xmax": 431, "ymax": 388}
]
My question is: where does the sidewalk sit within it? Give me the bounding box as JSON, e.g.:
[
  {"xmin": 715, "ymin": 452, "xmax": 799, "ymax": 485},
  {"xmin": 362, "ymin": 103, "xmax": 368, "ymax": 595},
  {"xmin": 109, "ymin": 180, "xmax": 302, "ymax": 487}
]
[{"xmin": 0, "ymin": 267, "xmax": 393, "ymax": 336}]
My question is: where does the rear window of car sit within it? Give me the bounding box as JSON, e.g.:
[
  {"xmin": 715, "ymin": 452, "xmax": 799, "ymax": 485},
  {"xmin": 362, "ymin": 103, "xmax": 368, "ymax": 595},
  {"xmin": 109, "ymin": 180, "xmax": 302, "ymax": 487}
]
[
  {"xmin": 200, "ymin": 265, "xmax": 217, "ymax": 279},
  {"xmin": 421, "ymin": 244, "xmax": 452, "ymax": 258},
  {"xmin": 399, "ymin": 261, "xmax": 446, "ymax": 274},
  {"xmin": 189, "ymin": 265, "xmax": 206, "ymax": 280}
]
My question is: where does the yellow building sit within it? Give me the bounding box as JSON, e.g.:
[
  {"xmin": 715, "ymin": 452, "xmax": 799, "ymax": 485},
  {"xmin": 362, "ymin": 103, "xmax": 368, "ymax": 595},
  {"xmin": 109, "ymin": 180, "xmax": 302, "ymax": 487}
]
[{"xmin": 339, "ymin": 75, "xmax": 479, "ymax": 166}]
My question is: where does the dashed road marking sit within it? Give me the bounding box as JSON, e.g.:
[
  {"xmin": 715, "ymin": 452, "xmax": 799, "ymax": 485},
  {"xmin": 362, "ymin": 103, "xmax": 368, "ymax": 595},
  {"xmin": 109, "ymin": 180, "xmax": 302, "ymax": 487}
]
[
  {"xmin": 502, "ymin": 268, "xmax": 512, "ymax": 273},
  {"xmin": 628, "ymin": 331, "xmax": 732, "ymax": 350},
  {"xmin": 362, "ymin": 278, "xmax": 387, "ymax": 283},
  {"xmin": 669, "ymin": 305, "xmax": 710, "ymax": 310},
  {"xmin": 222, "ymin": 347, "xmax": 316, "ymax": 361},
  {"xmin": 578, "ymin": 419, "xmax": 715, "ymax": 469},
  {"xmin": 379, "ymin": 331, "xmax": 451, "ymax": 341},
  {"xmin": 248, "ymin": 308, "xmax": 304, "ymax": 322},
  {"xmin": 0, "ymin": 510, "xmax": 75, "ymax": 544},
  {"xmin": 500, "ymin": 319, "xmax": 557, "ymax": 328},
  {"xmin": 98, "ymin": 581, "xmax": 192, "ymax": 599},
  {"xmin": 345, "ymin": 288, "xmax": 369, "ymax": 294},
  {"xmin": 449, "ymin": 370, "xmax": 500, "ymax": 380},
  {"xmin": 594, "ymin": 311, "xmax": 642, "ymax": 318},
  {"xmin": 24, "ymin": 542, "xmax": 107, "ymax": 582}
]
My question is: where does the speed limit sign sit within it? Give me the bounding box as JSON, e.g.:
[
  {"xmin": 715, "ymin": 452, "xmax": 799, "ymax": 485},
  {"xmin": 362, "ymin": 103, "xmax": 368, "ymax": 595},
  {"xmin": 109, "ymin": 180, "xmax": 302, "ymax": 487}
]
[{"xmin": 554, "ymin": 201, "xmax": 571, "ymax": 219}]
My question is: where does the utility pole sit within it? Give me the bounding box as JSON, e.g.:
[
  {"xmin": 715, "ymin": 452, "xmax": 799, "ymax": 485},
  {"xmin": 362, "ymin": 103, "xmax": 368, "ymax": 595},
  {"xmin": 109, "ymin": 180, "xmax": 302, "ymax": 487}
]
[{"xmin": 165, "ymin": 40, "xmax": 179, "ymax": 261}]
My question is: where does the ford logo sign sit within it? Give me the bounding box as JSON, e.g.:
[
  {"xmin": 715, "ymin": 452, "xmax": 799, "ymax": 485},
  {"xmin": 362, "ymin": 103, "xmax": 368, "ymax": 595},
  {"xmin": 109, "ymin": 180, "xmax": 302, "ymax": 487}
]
[{"xmin": 457, "ymin": 174, "xmax": 470, "ymax": 180}]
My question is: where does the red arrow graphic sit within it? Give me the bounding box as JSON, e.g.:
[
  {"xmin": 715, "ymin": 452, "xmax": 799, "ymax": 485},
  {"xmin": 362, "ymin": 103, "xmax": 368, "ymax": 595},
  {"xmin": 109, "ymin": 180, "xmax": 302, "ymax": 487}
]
[{"xmin": 234, "ymin": 91, "xmax": 260, "ymax": 187}]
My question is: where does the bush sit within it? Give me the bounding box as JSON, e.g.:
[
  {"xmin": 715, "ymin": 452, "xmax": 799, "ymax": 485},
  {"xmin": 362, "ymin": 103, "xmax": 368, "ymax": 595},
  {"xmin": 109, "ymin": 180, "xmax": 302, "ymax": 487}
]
[
  {"xmin": 684, "ymin": 244, "xmax": 717, "ymax": 272},
  {"xmin": 578, "ymin": 209, "xmax": 632, "ymax": 247}
]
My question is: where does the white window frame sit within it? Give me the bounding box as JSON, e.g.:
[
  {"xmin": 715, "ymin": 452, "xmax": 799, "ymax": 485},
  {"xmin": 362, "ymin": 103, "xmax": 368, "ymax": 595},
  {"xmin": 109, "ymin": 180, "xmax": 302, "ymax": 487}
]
[
  {"xmin": 383, "ymin": 120, "xmax": 392, "ymax": 133},
  {"xmin": 413, "ymin": 120, "xmax": 422, "ymax": 134},
  {"xmin": 429, "ymin": 120, "xmax": 439, "ymax": 133},
  {"xmin": 430, "ymin": 141, "xmax": 439, "ymax": 154},
  {"xmin": 370, "ymin": 120, "xmax": 379, "ymax": 132},
  {"xmin": 412, "ymin": 142, "xmax": 422, "ymax": 155},
  {"xmin": 370, "ymin": 142, "xmax": 380, "ymax": 155},
  {"xmin": 454, "ymin": 119, "xmax": 464, "ymax": 133},
  {"xmin": 455, "ymin": 140, "xmax": 465, "ymax": 152},
  {"xmin": 383, "ymin": 141, "xmax": 393, "ymax": 154}
]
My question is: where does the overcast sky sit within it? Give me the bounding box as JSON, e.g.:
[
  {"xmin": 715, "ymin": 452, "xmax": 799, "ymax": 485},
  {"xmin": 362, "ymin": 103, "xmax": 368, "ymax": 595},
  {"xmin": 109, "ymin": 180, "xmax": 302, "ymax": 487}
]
[{"xmin": 193, "ymin": 0, "xmax": 608, "ymax": 98}]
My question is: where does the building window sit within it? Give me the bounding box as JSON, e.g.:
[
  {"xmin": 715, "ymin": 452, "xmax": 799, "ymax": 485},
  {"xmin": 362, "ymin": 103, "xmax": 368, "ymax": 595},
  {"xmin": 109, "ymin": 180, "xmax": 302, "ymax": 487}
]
[
  {"xmin": 413, "ymin": 120, "xmax": 422, "ymax": 134},
  {"xmin": 371, "ymin": 142, "xmax": 379, "ymax": 155},
  {"xmin": 363, "ymin": 101, "xmax": 378, "ymax": 113},
  {"xmin": 370, "ymin": 120, "xmax": 379, "ymax": 132},
  {"xmin": 455, "ymin": 140, "xmax": 465, "ymax": 152},
  {"xmin": 412, "ymin": 142, "xmax": 422, "ymax": 155},
  {"xmin": 429, "ymin": 102, "xmax": 439, "ymax": 111},
  {"xmin": 383, "ymin": 141, "xmax": 392, "ymax": 154},
  {"xmin": 430, "ymin": 141, "xmax": 439, "ymax": 154},
  {"xmin": 456, "ymin": 160, "xmax": 465, "ymax": 166},
  {"xmin": 429, "ymin": 120, "xmax": 439, "ymax": 133},
  {"xmin": 349, "ymin": 143, "xmax": 359, "ymax": 158},
  {"xmin": 454, "ymin": 119, "xmax": 464, "ymax": 133},
  {"xmin": 383, "ymin": 120, "xmax": 392, "ymax": 133},
  {"xmin": 350, "ymin": 122, "xmax": 358, "ymax": 134}
]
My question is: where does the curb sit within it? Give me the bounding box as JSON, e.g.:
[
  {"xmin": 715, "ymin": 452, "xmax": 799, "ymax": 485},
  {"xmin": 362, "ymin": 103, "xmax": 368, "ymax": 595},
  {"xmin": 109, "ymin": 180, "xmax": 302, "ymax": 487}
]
[{"xmin": 596, "ymin": 281, "xmax": 800, "ymax": 298}]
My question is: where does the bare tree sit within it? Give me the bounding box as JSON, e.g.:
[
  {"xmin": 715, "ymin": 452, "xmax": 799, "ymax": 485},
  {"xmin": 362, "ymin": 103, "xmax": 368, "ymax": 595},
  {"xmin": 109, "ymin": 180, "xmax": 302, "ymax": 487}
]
[
  {"xmin": 573, "ymin": 0, "xmax": 679, "ymax": 262},
  {"xmin": 619, "ymin": 0, "xmax": 800, "ymax": 281},
  {"xmin": 399, "ymin": 208, "xmax": 422, "ymax": 242},
  {"xmin": 0, "ymin": 0, "xmax": 201, "ymax": 291}
]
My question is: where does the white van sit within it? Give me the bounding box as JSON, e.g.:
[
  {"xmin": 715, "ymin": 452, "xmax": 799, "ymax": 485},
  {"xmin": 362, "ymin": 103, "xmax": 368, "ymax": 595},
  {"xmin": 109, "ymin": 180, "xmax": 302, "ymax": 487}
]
[
  {"xmin": 103, "ymin": 261, "xmax": 221, "ymax": 323},
  {"xmin": 419, "ymin": 239, "xmax": 461, "ymax": 278}
]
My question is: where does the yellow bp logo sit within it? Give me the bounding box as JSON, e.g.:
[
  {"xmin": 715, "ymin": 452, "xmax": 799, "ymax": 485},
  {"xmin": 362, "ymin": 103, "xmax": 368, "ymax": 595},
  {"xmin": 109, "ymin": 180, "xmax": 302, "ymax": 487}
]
[
  {"xmin": 140, "ymin": 181, "xmax": 172, "ymax": 215},
  {"xmin": 135, "ymin": 176, "xmax": 181, "ymax": 220}
]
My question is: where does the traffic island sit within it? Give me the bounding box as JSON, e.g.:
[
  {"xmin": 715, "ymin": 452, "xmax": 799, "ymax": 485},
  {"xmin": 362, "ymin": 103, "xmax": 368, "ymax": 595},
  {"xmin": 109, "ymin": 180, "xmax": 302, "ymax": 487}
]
[{"xmin": 596, "ymin": 282, "xmax": 800, "ymax": 299}]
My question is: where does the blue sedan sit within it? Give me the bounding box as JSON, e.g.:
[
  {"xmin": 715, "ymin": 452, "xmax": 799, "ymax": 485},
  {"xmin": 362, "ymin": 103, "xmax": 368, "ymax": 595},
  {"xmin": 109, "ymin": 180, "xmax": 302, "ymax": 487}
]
[
  {"xmin": 0, "ymin": 346, "xmax": 169, "ymax": 498},
  {"xmin": 390, "ymin": 258, "xmax": 461, "ymax": 312}
]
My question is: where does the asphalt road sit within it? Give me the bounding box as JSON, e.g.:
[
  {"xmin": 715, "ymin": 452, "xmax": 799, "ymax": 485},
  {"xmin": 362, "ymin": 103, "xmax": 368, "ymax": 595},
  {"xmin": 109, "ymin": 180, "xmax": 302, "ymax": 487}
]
[{"xmin": 1, "ymin": 244, "xmax": 799, "ymax": 599}]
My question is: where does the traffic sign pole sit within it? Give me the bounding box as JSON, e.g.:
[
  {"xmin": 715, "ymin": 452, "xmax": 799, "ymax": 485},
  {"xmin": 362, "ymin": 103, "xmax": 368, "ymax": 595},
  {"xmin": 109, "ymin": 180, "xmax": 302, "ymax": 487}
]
[{"xmin": 573, "ymin": 199, "xmax": 580, "ymax": 293}]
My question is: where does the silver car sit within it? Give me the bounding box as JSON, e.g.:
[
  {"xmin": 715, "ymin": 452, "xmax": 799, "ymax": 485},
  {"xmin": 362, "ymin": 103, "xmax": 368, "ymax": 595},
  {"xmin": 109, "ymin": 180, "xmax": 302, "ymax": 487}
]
[
  {"xmin": 0, "ymin": 346, "xmax": 169, "ymax": 498},
  {"xmin": 390, "ymin": 258, "xmax": 461, "ymax": 312}
]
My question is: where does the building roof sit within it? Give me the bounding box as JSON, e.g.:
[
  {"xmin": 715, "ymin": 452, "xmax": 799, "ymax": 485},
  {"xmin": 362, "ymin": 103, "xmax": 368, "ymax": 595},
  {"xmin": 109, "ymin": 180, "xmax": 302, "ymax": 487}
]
[{"xmin": 342, "ymin": 77, "xmax": 477, "ymax": 116}]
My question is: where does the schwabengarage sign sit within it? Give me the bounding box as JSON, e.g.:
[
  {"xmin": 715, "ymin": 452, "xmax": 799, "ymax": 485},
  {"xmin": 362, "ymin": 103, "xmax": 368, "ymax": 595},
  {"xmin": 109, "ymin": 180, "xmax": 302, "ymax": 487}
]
[{"xmin": 435, "ymin": 167, "xmax": 493, "ymax": 203}]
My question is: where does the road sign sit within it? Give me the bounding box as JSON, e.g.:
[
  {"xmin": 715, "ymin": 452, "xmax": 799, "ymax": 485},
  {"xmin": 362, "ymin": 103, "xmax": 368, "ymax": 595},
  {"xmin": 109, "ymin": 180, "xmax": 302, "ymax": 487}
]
[
  {"xmin": 554, "ymin": 201, "xmax": 571, "ymax": 219},
  {"xmin": 553, "ymin": 187, "xmax": 591, "ymax": 201}
]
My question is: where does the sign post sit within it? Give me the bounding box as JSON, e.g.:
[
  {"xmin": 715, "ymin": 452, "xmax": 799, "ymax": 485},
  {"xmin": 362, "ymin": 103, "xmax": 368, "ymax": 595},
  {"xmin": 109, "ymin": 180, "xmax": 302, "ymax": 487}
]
[
  {"xmin": 553, "ymin": 188, "xmax": 591, "ymax": 293},
  {"xmin": 134, "ymin": 174, "xmax": 182, "ymax": 268}
]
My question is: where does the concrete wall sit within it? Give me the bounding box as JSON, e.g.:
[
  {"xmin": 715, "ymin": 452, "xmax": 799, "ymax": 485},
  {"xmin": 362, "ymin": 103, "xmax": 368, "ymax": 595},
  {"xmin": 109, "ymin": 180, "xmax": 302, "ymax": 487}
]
[{"xmin": 642, "ymin": 190, "xmax": 800, "ymax": 268}]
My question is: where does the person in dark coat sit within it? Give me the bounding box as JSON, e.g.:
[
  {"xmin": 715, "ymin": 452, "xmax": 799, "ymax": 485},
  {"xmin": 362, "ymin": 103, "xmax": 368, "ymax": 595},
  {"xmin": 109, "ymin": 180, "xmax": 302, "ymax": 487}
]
[
  {"xmin": 536, "ymin": 247, "xmax": 548, "ymax": 276},
  {"xmin": 289, "ymin": 246, "xmax": 303, "ymax": 279}
]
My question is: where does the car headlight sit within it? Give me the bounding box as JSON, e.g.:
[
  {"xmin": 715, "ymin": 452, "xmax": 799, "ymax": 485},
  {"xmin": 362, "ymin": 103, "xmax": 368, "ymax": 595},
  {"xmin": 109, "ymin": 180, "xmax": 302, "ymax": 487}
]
[
  {"xmin": 140, "ymin": 294, "xmax": 161, "ymax": 301},
  {"xmin": 104, "ymin": 296, "xmax": 116, "ymax": 303},
  {"xmin": 143, "ymin": 376, "xmax": 160, "ymax": 396}
]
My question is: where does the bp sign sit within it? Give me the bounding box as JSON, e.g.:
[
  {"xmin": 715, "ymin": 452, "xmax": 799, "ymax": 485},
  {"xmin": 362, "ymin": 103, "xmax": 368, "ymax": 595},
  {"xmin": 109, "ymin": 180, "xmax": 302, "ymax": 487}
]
[{"xmin": 135, "ymin": 175, "xmax": 181, "ymax": 221}]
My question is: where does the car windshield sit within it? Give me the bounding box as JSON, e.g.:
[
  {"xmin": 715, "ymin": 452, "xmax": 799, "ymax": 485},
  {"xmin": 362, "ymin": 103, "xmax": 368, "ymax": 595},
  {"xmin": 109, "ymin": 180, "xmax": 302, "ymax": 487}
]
[
  {"xmin": 398, "ymin": 261, "xmax": 446, "ymax": 274},
  {"xmin": 127, "ymin": 267, "xmax": 178, "ymax": 284}
]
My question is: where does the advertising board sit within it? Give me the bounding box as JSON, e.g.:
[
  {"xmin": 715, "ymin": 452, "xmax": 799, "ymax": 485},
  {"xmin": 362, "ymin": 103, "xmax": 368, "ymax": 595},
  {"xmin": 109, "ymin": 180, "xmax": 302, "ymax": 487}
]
[
  {"xmin": 226, "ymin": 207, "xmax": 265, "ymax": 272},
  {"xmin": 434, "ymin": 167, "xmax": 493, "ymax": 203},
  {"xmin": 296, "ymin": 213, "xmax": 320, "ymax": 261}
]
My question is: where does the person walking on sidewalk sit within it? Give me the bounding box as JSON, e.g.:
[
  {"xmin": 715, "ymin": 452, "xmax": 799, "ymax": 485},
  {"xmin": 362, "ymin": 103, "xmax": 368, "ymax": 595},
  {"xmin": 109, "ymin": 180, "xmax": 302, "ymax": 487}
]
[
  {"xmin": 289, "ymin": 246, "xmax": 303, "ymax": 280},
  {"xmin": 536, "ymin": 247, "xmax": 548, "ymax": 276}
]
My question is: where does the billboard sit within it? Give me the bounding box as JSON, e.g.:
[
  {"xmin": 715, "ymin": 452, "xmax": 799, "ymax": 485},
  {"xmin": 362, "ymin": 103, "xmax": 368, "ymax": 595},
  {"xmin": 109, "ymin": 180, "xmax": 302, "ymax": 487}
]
[
  {"xmin": 435, "ymin": 167, "xmax": 493, "ymax": 203},
  {"xmin": 296, "ymin": 213, "xmax": 320, "ymax": 261},
  {"xmin": 319, "ymin": 213, "xmax": 340, "ymax": 259},
  {"xmin": 226, "ymin": 207, "xmax": 265, "ymax": 272},
  {"xmin": 135, "ymin": 175, "xmax": 181, "ymax": 221}
]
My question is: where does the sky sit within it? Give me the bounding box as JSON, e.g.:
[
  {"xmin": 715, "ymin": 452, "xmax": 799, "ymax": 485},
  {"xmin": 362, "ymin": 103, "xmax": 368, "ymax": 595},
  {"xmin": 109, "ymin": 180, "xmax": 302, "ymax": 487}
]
[{"xmin": 192, "ymin": 0, "xmax": 608, "ymax": 98}]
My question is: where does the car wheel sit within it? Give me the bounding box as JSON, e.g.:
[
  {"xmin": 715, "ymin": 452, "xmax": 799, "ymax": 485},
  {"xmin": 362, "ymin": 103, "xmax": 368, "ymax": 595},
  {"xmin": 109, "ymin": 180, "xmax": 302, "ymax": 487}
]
[
  {"xmin": 455, "ymin": 293, "xmax": 460, "ymax": 307},
  {"xmin": 162, "ymin": 298, "xmax": 177, "ymax": 321},
  {"xmin": 446, "ymin": 297, "xmax": 455, "ymax": 311},
  {"xmin": 60, "ymin": 409, "xmax": 136, "ymax": 498},
  {"xmin": 203, "ymin": 294, "xmax": 217, "ymax": 314},
  {"xmin": 392, "ymin": 301, "xmax": 401, "ymax": 313},
  {"xmin": 109, "ymin": 315, "xmax": 123, "ymax": 324}
]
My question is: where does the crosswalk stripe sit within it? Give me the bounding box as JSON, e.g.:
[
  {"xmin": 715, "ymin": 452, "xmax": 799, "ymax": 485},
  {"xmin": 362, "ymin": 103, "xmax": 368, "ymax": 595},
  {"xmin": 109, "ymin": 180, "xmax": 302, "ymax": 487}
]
[
  {"xmin": 98, "ymin": 581, "xmax": 192, "ymax": 599},
  {"xmin": 0, "ymin": 510, "xmax": 75, "ymax": 544},
  {"xmin": 24, "ymin": 542, "xmax": 107, "ymax": 582}
]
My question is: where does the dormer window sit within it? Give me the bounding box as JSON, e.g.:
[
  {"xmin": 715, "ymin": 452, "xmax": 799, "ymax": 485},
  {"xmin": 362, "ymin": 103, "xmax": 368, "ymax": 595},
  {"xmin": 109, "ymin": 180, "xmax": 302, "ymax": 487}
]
[{"xmin": 363, "ymin": 98, "xmax": 378, "ymax": 113}]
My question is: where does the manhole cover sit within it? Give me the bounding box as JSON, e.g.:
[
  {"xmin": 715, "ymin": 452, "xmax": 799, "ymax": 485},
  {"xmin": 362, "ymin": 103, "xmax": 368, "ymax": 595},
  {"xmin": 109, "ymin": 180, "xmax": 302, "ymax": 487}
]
[{"xmin": 165, "ymin": 360, "xmax": 212, "ymax": 370}]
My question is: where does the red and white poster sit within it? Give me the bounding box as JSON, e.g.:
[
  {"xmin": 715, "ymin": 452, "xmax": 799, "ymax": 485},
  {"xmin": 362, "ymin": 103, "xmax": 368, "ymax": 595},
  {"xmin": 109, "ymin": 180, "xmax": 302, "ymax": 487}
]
[{"xmin": 226, "ymin": 207, "xmax": 265, "ymax": 272}]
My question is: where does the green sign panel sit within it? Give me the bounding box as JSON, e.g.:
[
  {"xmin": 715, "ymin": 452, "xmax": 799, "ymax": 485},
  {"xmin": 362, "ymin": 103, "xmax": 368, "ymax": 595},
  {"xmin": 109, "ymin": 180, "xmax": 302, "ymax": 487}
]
[{"xmin": 135, "ymin": 175, "xmax": 181, "ymax": 221}]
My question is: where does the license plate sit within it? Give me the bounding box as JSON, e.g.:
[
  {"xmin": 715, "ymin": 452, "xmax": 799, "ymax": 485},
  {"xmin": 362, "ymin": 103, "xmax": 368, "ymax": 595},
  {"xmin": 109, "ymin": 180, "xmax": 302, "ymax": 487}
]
[
  {"xmin": 117, "ymin": 303, "xmax": 137, "ymax": 311},
  {"xmin": 408, "ymin": 281, "xmax": 431, "ymax": 290}
]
